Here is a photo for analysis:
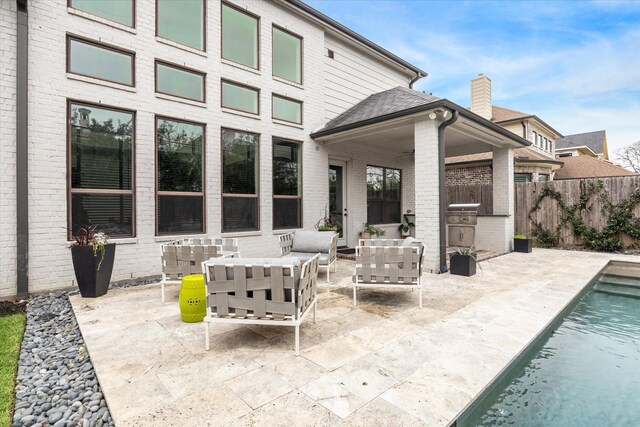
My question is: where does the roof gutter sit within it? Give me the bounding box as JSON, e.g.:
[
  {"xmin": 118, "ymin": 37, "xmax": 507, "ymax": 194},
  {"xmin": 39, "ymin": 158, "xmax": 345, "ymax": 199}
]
[
  {"xmin": 16, "ymin": 0, "xmax": 29, "ymax": 298},
  {"xmin": 438, "ymin": 110, "xmax": 459, "ymax": 273},
  {"xmin": 284, "ymin": 0, "xmax": 427, "ymax": 78},
  {"xmin": 311, "ymin": 99, "xmax": 532, "ymax": 148},
  {"xmin": 409, "ymin": 72, "xmax": 423, "ymax": 89},
  {"xmin": 495, "ymin": 115, "xmax": 563, "ymax": 138}
]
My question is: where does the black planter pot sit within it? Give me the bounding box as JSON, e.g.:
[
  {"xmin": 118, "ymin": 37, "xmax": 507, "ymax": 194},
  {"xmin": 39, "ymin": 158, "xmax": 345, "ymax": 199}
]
[
  {"xmin": 71, "ymin": 243, "xmax": 116, "ymax": 298},
  {"xmin": 513, "ymin": 238, "xmax": 533, "ymax": 253},
  {"xmin": 449, "ymin": 254, "xmax": 476, "ymax": 277}
]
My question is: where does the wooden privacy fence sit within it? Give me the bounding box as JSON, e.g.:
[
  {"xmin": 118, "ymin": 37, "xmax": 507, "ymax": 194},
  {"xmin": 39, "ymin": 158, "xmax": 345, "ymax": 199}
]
[
  {"xmin": 515, "ymin": 176, "xmax": 640, "ymax": 247},
  {"xmin": 446, "ymin": 184, "xmax": 493, "ymax": 215}
]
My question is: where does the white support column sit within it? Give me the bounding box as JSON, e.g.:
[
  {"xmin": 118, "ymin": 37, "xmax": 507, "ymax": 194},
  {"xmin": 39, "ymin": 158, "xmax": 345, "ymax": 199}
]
[
  {"xmin": 414, "ymin": 117, "xmax": 441, "ymax": 272},
  {"xmin": 492, "ymin": 147, "xmax": 515, "ymax": 252}
]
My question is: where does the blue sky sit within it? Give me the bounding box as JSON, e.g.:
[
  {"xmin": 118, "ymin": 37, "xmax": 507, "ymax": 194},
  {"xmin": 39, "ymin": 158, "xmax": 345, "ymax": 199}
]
[{"xmin": 306, "ymin": 0, "xmax": 640, "ymax": 157}]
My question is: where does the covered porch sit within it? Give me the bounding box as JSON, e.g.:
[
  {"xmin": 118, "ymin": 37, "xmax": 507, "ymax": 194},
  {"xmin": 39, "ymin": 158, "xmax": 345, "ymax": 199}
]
[{"xmin": 312, "ymin": 87, "xmax": 530, "ymax": 273}]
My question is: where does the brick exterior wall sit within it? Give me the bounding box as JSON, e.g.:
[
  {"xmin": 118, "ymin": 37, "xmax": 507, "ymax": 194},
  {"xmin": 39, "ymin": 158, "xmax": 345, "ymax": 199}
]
[
  {"xmin": 446, "ymin": 165, "xmax": 492, "ymax": 185},
  {"xmin": 446, "ymin": 163, "xmax": 554, "ymax": 186},
  {"xmin": 0, "ymin": 0, "xmax": 414, "ymax": 297},
  {"xmin": 0, "ymin": 1, "xmax": 17, "ymax": 298}
]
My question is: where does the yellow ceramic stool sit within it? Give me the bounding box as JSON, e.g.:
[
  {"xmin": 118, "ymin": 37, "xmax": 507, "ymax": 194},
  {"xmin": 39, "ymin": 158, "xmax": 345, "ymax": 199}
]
[{"xmin": 179, "ymin": 274, "xmax": 206, "ymax": 323}]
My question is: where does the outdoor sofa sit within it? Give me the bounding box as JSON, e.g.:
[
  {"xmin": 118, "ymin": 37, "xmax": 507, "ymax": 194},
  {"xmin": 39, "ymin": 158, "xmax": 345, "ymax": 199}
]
[
  {"xmin": 202, "ymin": 254, "xmax": 320, "ymax": 355},
  {"xmin": 353, "ymin": 237, "xmax": 425, "ymax": 307},
  {"xmin": 279, "ymin": 230, "xmax": 338, "ymax": 282},
  {"xmin": 159, "ymin": 238, "xmax": 239, "ymax": 302}
]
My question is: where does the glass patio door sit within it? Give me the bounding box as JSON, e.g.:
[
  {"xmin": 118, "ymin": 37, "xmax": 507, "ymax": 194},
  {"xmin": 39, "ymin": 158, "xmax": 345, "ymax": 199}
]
[{"xmin": 329, "ymin": 162, "xmax": 347, "ymax": 246}]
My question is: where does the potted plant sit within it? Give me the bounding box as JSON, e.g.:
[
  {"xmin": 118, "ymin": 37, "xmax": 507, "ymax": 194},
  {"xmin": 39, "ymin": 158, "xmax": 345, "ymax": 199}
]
[
  {"xmin": 398, "ymin": 215, "xmax": 415, "ymax": 238},
  {"xmin": 69, "ymin": 225, "xmax": 116, "ymax": 298},
  {"xmin": 513, "ymin": 234, "xmax": 533, "ymax": 253},
  {"xmin": 360, "ymin": 223, "xmax": 386, "ymax": 239},
  {"xmin": 449, "ymin": 246, "xmax": 477, "ymax": 277},
  {"xmin": 315, "ymin": 204, "xmax": 340, "ymax": 232}
]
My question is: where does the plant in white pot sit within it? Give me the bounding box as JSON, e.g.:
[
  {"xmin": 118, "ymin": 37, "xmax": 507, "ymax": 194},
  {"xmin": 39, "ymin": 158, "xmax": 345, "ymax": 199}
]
[
  {"xmin": 398, "ymin": 216, "xmax": 415, "ymax": 238},
  {"xmin": 69, "ymin": 225, "xmax": 116, "ymax": 298},
  {"xmin": 360, "ymin": 223, "xmax": 385, "ymax": 239}
]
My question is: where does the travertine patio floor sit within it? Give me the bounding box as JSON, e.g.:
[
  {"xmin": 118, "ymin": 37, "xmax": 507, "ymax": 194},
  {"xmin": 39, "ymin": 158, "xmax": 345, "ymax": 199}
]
[{"xmin": 69, "ymin": 249, "xmax": 635, "ymax": 426}]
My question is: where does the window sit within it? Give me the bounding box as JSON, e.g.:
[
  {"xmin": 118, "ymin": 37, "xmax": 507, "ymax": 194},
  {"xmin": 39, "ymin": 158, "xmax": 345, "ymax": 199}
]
[
  {"xmin": 156, "ymin": 0, "xmax": 205, "ymax": 50},
  {"xmin": 514, "ymin": 173, "xmax": 532, "ymax": 183},
  {"xmin": 156, "ymin": 117, "xmax": 205, "ymax": 235},
  {"xmin": 273, "ymin": 139, "xmax": 302, "ymax": 229},
  {"xmin": 273, "ymin": 26, "xmax": 302, "ymax": 84},
  {"xmin": 538, "ymin": 174, "xmax": 550, "ymax": 182},
  {"xmin": 222, "ymin": 129, "xmax": 259, "ymax": 232},
  {"xmin": 68, "ymin": 102, "xmax": 134, "ymax": 237},
  {"xmin": 221, "ymin": 3, "xmax": 259, "ymax": 69},
  {"xmin": 272, "ymin": 95, "xmax": 302, "ymax": 124},
  {"xmin": 155, "ymin": 61, "xmax": 205, "ymax": 102},
  {"xmin": 69, "ymin": 0, "xmax": 134, "ymax": 27},
  {"xmin": 221, "ymin": 80, "xmax": 259, "ymax": 114},
  {"xmin": 532, "ymin": 131, "xmax": 538, "ymax": 146},
  {"xmin": 67, "ymin": 36, "xmax": 134, "ymax": 86},
  {"xmin": 367, "ymin": 166, "xmax": 401, "ymax": 224}
]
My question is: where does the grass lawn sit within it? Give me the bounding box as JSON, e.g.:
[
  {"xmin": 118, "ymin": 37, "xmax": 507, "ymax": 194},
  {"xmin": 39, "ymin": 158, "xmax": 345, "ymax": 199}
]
[{"xmin": 0, "ymin": 313, "xmax": 25, "ymax": 427}]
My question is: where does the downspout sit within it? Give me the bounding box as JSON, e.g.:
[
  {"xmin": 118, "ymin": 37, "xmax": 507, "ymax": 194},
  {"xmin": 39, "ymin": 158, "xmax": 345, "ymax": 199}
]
[
  {"xmin": 16, "ymin": 0, "xmax": 29, "ymax": 298},
  {"xmin": 438, "ymin": 110, "xmax": 459, "ymax": 273},
  {"xmin": 409, "ymin": 72, "xmax": 423, "ymax": 88}
]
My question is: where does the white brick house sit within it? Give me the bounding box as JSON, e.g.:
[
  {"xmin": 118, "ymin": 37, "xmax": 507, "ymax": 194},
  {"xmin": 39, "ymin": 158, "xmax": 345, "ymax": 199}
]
[{"xmin": 1, "ymin": 0, "xmax": 528, "ymax": 298}]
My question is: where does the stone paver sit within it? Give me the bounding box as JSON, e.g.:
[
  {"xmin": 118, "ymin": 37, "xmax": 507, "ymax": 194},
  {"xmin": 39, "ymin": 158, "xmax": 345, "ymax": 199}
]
[{"xmin": 69, "ymin": 249, "xmax": 636, "ymax": 425}]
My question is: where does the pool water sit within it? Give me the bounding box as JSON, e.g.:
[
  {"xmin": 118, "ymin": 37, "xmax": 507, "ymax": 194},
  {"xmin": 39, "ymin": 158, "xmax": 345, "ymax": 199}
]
[{"xmin": 460, "ymin": 280, "xmax": 640, "ymax": 426}]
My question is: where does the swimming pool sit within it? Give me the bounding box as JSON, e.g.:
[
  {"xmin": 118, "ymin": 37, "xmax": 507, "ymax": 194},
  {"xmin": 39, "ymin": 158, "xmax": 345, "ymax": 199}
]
[{"xmin": 456, "ymin": 261, "xmax": 640, "ymax": 427}]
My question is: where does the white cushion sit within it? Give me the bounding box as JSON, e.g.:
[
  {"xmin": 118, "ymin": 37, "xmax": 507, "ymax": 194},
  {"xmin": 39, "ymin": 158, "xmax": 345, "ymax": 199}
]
[{"xmin": 291, "ymin": 231, "xmax": 335, "ymax": 253}]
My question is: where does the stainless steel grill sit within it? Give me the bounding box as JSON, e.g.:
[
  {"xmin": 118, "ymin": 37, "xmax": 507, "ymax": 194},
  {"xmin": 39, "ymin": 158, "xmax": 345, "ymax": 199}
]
[{"xmin": 446, "ymin": 203, "xmax": 480, "ymax": 248}]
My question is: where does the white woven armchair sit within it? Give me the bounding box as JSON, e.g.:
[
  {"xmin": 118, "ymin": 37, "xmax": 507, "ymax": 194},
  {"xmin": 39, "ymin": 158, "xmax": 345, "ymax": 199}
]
[
  {"xmin": 352, "ymin": 238, "xmax": 425, "ymax": 308},
  {"xmin": 159, "ymin": 238, "xmax": 239, "ymax": 302},
  {"xmin": 202, "ymin": 254, "xmax": 319, "ymax": 355},
  {"xmin": 279, "ymin": 231, "xmax": 338, "ymax": 282}
]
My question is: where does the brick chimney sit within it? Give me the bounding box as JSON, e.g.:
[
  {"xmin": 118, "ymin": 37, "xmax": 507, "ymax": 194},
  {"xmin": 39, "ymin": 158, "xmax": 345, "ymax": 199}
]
[{"xmin": 470, "ymin": 74, "xmax": 492, "ymax": 120}]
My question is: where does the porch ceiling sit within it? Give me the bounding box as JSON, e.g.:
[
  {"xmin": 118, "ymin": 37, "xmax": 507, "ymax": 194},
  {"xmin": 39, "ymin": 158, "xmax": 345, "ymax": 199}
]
[{"xmin": 318, "ymin": 112, "xmax": 524, "ymax": 157}]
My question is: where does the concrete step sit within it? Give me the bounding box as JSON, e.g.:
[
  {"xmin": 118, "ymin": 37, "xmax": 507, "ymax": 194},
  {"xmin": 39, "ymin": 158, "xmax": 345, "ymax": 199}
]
[
  {"xmin": 594, "ymin": 282, "xmax": 640, "ymax": 300},
  {"xmin": 603, "ymin": 261, "xmax": 640, "ymax": 279},
  {"xmin": 598, "ymin": 274, "xmax": 640, "ymax": 289}
]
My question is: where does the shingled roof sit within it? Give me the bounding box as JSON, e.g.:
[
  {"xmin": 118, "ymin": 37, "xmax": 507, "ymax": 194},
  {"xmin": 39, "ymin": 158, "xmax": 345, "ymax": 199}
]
[
  {"xmin": 554, "ymin": 155, "xmax": 635, "ymax": 180},
  {"xmin": 446, "ymin": 147, "xmax": 562, "ymax": 166},
  {"xmin": 316, "ymin": 87, "xmax": 440, "ymax": 134},
  {"xmin": 555, "ymin": 130, "xmax": 607, "ymax": 154},
  {"xmin": 491, "ymin": 105, "xmax": 531, "ymax": 123}
]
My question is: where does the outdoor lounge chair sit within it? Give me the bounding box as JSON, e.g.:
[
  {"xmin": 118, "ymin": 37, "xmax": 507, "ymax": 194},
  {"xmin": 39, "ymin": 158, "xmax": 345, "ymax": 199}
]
[
  {"xmin": 279, "ymin": 231, "xmax": 338, "ymax": 282},
  {"xmin": 352, "ymin": 238, "xmax": 424, "ymax": 308},
  {"xmin": 202, "ymin": 254, "xmax": 319, "ymax": 355},
  {"xmin": 160, "ymin": 238, "xmax": 239, "ymax": 302}
]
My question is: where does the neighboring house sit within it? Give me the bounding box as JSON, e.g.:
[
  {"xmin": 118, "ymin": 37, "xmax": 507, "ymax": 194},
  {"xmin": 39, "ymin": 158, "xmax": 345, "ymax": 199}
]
[
  {"xmin": 446, "ymin": 74, "xmax": 563, "ymax": 184},
  {"xmin": 1, "ymin": 0, "xmax": 527, "ymax": 298},
  {"xmin": 555, "ymin": 130, "xmax": 609, "ymax": 159},
  {"xmin": 553, "ymin": 155, "xmax": 636, "ymax": 180}
]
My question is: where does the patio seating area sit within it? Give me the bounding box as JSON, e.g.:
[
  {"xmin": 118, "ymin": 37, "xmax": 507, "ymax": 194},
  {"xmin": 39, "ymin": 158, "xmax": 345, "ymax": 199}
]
[{"xmin": 69, "ymin": 249, "xmax": 627, "ymax": 426}]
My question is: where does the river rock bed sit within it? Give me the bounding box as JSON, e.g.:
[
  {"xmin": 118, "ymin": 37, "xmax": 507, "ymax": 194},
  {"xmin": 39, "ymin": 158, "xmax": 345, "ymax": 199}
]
[{"xmin": 12, "ymin": 278, "xmax": 159, "ymax": 427}]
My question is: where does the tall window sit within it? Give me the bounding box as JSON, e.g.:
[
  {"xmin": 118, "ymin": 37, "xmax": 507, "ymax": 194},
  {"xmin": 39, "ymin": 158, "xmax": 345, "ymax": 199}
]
[
  {"xmin": 67, "ymin": 36, "xmax": 134, "ymax": 86},
  {"xmin": 68, "ymin": 102, "xmax": 134, "ymax": 237},
  {"xmin": 367, "ymin": 166, "xmax": 401, "ymax": 224},
  {"xmin": 222, "ymin": 3, "xmax": 259, "ymax": 69},
  {"xmin": 221, "ymin": 80, "xmax": 259, "ymax": 114},
  {"xmin": 156, "ymin": 0, "xmax": 205, "ymax": 50},
  {"xmin": 69, "ymin": 0, "xmax": 134, "ymax": 27},
  {"xmin": 156, "ymin": 117, "xmax": 205, "ymax": 235},
  {"xmin": 222, "ymin": 129, "xmax": 259, "ymax": 232},
  {"xmin": 155, "ymin": 61, "xmax": 205, "ymax": 102},
  {"xmin": 272, "ymin": 95, "xmax": 302, "ymax": 124},
  {"xmin": 273, "ymin": 26, "xmax": 302, "ymax": 84},
  {"xmin": 273, "ymin": 139, "xmax": 302, "ymax": 229}
]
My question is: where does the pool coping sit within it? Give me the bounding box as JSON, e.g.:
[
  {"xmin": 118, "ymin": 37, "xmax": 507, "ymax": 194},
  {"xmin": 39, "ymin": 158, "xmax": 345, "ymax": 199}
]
[{"xmin": 449, "ymin": 259, "xmax": 638, "ymax": 426}]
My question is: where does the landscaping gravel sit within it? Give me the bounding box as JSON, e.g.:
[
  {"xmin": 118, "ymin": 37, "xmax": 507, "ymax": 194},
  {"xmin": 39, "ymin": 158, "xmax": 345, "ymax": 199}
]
[{"xmin": 12, "ymin": 277, "xmax": 159, "ymax": 427}]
